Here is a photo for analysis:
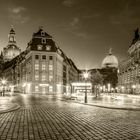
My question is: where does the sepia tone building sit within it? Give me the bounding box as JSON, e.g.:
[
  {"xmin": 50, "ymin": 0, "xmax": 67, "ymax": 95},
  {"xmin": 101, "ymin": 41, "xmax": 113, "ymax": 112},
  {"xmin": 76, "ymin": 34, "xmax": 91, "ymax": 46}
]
[
  {"xmin": 100, "ymin": 49, "xmax": 118, "ymax": 90},
  {"xmin": 2, "ymin": 27, "xmax": 79, "ymax": 94},
  {"xmin": 3, "ymin": 27, "xmax": 21, "ymax": 62},
  {"xmin": 77, "ymin": 49, "xmax": 118, "ymax": 93},
  {"xmin": 118, "ymin": 29, "xmax": 140, "ymax": 94}
]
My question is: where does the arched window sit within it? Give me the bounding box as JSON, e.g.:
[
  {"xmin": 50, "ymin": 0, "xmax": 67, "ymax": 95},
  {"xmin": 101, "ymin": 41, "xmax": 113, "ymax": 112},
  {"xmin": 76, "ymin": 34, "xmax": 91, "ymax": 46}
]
[{"xmin": 42, "ymin": 38, "xmax": 46, "ymax": 44}]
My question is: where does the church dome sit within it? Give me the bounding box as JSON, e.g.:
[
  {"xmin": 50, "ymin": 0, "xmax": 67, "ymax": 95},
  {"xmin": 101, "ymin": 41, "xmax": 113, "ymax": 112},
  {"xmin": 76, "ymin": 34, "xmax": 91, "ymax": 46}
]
[{"xmin": 102, "ymin": 49, "xmax": 118, "ymax": 68}]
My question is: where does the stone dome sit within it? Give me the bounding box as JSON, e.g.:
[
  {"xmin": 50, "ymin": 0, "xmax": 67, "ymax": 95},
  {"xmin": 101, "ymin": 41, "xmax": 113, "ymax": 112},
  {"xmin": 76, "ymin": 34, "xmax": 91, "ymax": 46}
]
[{"xmin": 102, "ymin": 49, "xmax": 118, "ymax": 68}]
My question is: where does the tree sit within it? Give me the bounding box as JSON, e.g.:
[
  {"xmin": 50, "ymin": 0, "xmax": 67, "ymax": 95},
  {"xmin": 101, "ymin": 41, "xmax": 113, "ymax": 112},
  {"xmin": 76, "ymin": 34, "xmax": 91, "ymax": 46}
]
[{"xmin": 90, "ymin": 71, "xmax": 103, "ymax": 97}]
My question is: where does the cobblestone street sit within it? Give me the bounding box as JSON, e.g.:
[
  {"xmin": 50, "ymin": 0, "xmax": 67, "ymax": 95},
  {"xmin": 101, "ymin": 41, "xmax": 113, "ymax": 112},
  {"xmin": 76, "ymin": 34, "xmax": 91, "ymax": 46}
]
[{"xmin": 0, "ymin": 94, "xmax": 140, "ymax": 140}]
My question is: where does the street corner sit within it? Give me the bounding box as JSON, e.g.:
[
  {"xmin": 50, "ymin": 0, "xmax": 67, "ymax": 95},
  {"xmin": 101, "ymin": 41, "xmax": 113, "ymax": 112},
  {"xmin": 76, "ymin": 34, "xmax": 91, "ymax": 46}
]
[
  {"xmin": 0, "ymin": 102, "xmax": 20, "ymax": 114},
  {"xmin": 60, "ymin": 95, "xmax": 140, "ymax": 111}
]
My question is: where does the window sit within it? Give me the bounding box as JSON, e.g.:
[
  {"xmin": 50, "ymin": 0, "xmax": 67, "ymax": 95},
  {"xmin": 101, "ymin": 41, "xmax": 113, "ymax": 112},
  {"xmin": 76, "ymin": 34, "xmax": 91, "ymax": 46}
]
[
  {"xmin": 49, "ymin": 65, "xmax": 53, "ymax": 70},
  {"xmin": 49, "ymin": 75, "xmax": 53, "ymax": 82},
  {"xmin": 35, "ymin": 55, "xmax": 39, "ymax": 59},
  {"xmin": 42, "ymin": 64, "xmax": 46, "ymax": 70},
  {"xmin": 35, "ymin": 86, "xmax": 39, "ymax": 92},
  {"xmin": 35, "ymin": 71, "xmax": 39, "ymax": 74},
  {"xmin": 49, "ymin": 56, "xmax": 53, "ymax": 60},
  {"xmin": 42, "ymin": 55, "xmax": 46, "ymax": 59},
  {"xmin": 57, "ymin": 49, "xmax": 62, "ymax": 55},
  {"xmin": 46, "ymin": 45, "xmax": 51, "ymax": 51},
  {"xmin": 37, "ymin": 45, "xmax": 42, "ymax": 50},
  {"xmin": 35, "ymin": 75, "xmax": 39, "ymax": 81},
  {"xmin": 42, "ymin": 87, "xmax": 46, "ymax": 93},
  {"xmin": 49, "ymin": 86, "xmax": 53, "ymax": 92},
  {"xmin": 42, "ymin": 75, "xmax": 46, "ymax": 81},
  {"xmin": 42, "ymin": 38, "xmax": 46, "ymax": 44},
  {"xmin": 41, "ymin": 31, "xmax": 45, "ymax": 36},
  {"xmin": 35, "ymin": 64, "xmax": 39, "ymax": 70}
]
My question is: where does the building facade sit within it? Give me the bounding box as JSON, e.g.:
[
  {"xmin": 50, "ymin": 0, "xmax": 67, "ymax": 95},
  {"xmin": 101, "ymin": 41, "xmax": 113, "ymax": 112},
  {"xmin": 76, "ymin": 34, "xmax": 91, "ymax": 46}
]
[
  {"xmin": 118, "ymin": 29, "xmax": 140, "ymax": 94},
  {"xmin": 77, "ymin": 49, "xmax": 118, "ymax": 94},
  {"xmin": 3, "ymin": 27, "xmax": 79, "ymax": 94}
]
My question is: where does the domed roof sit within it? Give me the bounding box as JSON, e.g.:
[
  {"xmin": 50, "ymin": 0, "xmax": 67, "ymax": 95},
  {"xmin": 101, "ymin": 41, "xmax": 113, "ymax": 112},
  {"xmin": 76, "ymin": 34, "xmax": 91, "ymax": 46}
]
[
  {"xmin": 102, "ymin": 49, "xmax": 118, "ymax": 68},
  {"xmin": 6, "ymin": 45, "xmax": 20, "ymax": 51}
]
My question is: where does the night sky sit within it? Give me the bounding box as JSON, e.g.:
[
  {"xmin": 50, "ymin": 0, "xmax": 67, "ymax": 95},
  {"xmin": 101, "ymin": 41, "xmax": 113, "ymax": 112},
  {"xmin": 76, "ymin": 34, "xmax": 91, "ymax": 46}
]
[{"xmin": 0, "ymin": 0, "xmax": 140, "ymax": 69}]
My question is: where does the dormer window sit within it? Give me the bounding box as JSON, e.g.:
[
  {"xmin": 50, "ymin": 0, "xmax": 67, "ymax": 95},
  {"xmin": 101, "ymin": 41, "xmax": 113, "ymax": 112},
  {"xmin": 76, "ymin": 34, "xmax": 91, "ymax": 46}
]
[
  {"xmin": 42, "ymin": 38, "xmax": 46, "ymax": 44},
  {"xmin": 46, "ymin": 45, "xmax": 51, "ymax": 51},
  {"xmin": 41, "ymin": 31, "xmax": 45, "ymax": 36},
  {"xmin": 58, "ymin": 49, "xmax": 62, "ymax": 55},
  {"xmin": 37, "ymin": 45, "xmax": 42, "ymax": 50}
]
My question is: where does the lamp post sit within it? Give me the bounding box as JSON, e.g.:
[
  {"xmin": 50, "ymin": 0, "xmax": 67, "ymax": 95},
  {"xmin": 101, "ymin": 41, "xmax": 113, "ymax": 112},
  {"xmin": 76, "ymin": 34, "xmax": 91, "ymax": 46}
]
[
  {"xmin": 1, "ymin": 79, "xmax": 7, "ymax": 97},
  {"xmin": 22, "ymin": 83, "xmax": 26, "ymax": 94},
  {"xmin": 121, "ymin": 86, "xmax": 124, "ymax": 93},
  {"xmin": 83, "ymin": 71, "xmax": 89, "ymax": 103}
]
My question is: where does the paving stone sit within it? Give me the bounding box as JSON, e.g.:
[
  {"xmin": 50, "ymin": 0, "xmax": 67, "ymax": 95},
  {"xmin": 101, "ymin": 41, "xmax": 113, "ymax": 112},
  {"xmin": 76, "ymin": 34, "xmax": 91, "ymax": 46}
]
[{"xmin": 0, "ymin": 95, "xmax": 140, "ymax": 140}]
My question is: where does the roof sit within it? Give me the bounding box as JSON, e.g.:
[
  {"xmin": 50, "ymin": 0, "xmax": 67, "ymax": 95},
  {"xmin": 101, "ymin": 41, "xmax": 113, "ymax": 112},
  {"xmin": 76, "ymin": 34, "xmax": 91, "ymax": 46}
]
[
  {"xmin": 101, "ymin": 49, "xmax": 118, "ymax": 68},
  {"xmin": 130, "ymin": 28, "xmax": 140, "ymax": 46},
  {"xmin": 33, "ymin": 27, "xmax": 52, "ymax": 38},
  {"xmin": 10, "ymin": 28, "xmax": 15, "ymax": 34},
  {"xmin": 102, "ymin": 54, "xmax": 118, "ymax": 68}
]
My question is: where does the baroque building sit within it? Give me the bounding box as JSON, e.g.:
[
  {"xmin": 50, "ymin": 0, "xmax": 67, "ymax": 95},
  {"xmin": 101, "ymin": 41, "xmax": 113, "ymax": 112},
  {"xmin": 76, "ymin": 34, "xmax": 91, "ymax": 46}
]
[
  {"xmin": 3, "ymin": 27, "xmax": 21, "ymax": 62},
  {"xmin": 101, "ymin": 49, "xmax": 118, "ymax": 89},
  {"xmin": 101, "ymin": 48, "xmax": 118, "ymax": 69},
  {"xmin": 118, "ymin": 29, "xmax": 140, "ymax": 94},
  {"xmin": 3, "ymin": 27, "xmax": 79, "ymax": 94},
  {"xmin": 78, "ymin": 49, "xmax": 118, "ymax": 93}
]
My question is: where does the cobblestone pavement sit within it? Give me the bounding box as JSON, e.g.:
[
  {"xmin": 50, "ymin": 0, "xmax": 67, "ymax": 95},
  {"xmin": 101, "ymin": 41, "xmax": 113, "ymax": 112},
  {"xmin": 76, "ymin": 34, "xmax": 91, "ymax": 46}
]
[{"xmin": 0, "ymin": 94, "xmax": 140, "ymax": 140}]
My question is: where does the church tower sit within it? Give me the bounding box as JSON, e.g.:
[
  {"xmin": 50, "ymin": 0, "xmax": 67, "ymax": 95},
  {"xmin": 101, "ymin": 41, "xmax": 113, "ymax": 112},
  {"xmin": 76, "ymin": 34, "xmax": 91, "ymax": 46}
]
[{"xmin": 3, "ymin": 26, "xmax": 21, "ymax": 62}]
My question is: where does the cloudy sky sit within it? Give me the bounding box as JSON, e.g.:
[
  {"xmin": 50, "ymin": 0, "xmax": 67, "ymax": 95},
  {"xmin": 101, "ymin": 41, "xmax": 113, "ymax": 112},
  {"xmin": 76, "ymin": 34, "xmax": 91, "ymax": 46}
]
[{"xmin": 0, "ymin": 0, "xmax": 140, "ymax": 69}]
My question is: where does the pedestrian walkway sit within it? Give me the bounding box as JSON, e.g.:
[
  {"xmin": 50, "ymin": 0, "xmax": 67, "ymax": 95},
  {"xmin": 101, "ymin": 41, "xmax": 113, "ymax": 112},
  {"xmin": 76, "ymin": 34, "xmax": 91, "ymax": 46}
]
[
  {"xmin": 59, "ymin": 94, "xmax": 140, "ymax": 111},
  {"xmin": 0, "ymin": 96, "xmax": 20, "ymax": 114}
]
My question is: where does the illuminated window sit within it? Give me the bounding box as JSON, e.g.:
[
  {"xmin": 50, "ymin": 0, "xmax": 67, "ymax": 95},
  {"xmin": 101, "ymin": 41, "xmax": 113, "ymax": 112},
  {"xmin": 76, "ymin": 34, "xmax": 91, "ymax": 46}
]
[
  {"xmin": 49, "ymin": 86, "xmax": 53, "ymax": 92},
  {"xmin": 35, "ymin": 75, "xmax": 39, "ymax": 81},
  {"xmin": 37, "ymin": 45, "xmax": 42, "ymax": 50},
  {"xmin": 49, "ymin": 65, "xmax": 53, "ymax": 70},
  {"xmin": 46, "ymin": 45, "xmax": 51, "ymax": 51},
  {"xmin": 35, "ymin": 64, "xmax": 39, "ymax": 70},
  {"xmin": 35, "ymin": 86, "xmax": 39, "ymax": 92},
  {"xmin": 42, "ymin": 75, "xmax": 46, "ymax": 81},
  {"xmin": 42, "ymin": 64, "xmax": 46, "ymax": 70},
  {"xmin": 49, "ymin": 75, "xmax": 53, "ymax": 82},
  {"xmin": 57, "ymin": 49, "xmax": 62, "ymax": 55}
]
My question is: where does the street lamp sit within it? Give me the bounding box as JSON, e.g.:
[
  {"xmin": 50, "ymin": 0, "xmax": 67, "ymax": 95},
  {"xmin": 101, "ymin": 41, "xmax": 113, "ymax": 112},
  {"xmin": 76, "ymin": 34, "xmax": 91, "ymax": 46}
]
[
  {"xmin": 83, "ymin": 71, "xmax": 89, "ymax": 103},
  {"xmin": 22, "ymin": 82, "xmax": 26, "ymax": 94},
  {"xmin": 121, "ymin": 86, "xmax": 124, "ymax": 93},
  {"xmin": 1, "ymin": 79, "xmax": 7, "ymax": 97}
]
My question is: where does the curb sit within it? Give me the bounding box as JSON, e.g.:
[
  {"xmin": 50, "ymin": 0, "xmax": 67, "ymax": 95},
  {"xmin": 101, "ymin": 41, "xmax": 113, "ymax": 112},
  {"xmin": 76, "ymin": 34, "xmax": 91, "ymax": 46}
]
[
  {"xmin": 59, "ymin": 98, "xmax": 140, "ymax": 111},
  {"xmin": 0, "ymin": 104, "xmax": 21, "ymax": 114}
]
